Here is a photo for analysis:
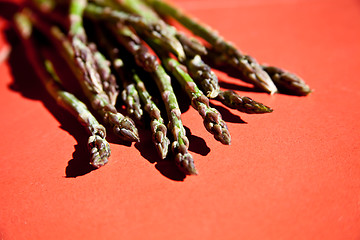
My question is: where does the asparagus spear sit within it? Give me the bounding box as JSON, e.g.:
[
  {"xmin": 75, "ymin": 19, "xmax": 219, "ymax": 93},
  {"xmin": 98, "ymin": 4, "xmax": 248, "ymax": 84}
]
[
  {"xmin": 185, "ymin": 55, "xmax": 220, "ymax": 99},
  {"xmin": 174, "ymin": 32, "xmax": 220, "ymax": 98},
  {"xmin": 131, "ymin": 67, "xmax": 170, "ymax": 159},
  {"xmin": 175, "ymin": 31, "xmax": 207, "ymax": 57},
  {"xmin": 14, "ymin": 11, "xmax": 111, "ymax": 168},
  {"xmin": 72, "ymin": 35, "xmax": 140, "ymax": 142},
  {"xmin": 96, "ymin": 23, "xmax": 169, "ymax": 157},
  {"xmin": 152, "ymin": 65, "xmax": 198, "ymax": 175},
  {"xmin": 107, "ymin": 16, "xmax": 197, "ymax": 175},
  {"xmin": 86, "ymin": 1, "xmax": 186, "ymax": 61},
  {"xmin": 143, "ymin": 0, "xmax": 278, "ymax": 94},
  {"xmin": 159, "ymin": 54, "xmax": 231, "ymax": 145},
  {"xmin": 88, "ymin": 43, "xmax": 119, "ymax": 106},
  {"xmin": 69, "ymin": 0, "xmax": 140, "ymax": 141},
  {"xmin": 24, "ymin": 7, "xmax": 139, "ymax": 142},
  {"xmin": 107, "ymin": 22, "xmax": 158, "ymax": 72},
  {"xmin": 216, "ymin": 90, "xmax": 273, "ymax": 114},
  {"xmin": 262, "ymin": 65, "xmax": 312, "ymax": 96},
  {"xmin": 95, "ymin": 25, "xmax": 143, "ymax": 121}
]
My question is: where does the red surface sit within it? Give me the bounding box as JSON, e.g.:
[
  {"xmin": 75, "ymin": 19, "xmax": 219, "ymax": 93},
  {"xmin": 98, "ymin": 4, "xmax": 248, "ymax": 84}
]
[{"xmin": 1, "ymin": 0, "xmax": 360, "ymax": 239}]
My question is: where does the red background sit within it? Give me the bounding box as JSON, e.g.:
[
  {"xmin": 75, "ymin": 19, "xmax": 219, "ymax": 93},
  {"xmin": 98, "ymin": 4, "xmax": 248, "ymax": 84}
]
[{"xmin": 1, "ymin": 0, "xmax": 360, "ymax": 239}]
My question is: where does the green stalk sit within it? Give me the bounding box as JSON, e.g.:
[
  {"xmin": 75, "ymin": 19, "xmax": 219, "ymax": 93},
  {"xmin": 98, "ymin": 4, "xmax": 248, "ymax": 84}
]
[
  {"xmin": 25, "ymin": 9, "xmax": 139, "ymax": 142},
  {"xmin": 152, "ymin": 65, "xmax": 198, "ymax": 175},
  {"xmin": 95, "ymin": 24, "xmax": 143, "ymax": 121},
  {"xmin": 216, "ymin": 90, "xmax": 273, "ymax": 114},
  {"xmin": 14, "ymin": 11, "xmax": 111, "ymax": 168},
  {"xmin": 89, "ymin": 0, "xmax": 186, "ymax": 61},
  {"xmin": 160, "ymin": 56, "xmax": 231, "ymax": 145},
  {"xmin": 106, "ymin": 13, "xmax": 197, "ymax": 174},
  {"xmin": 262, "ymin": 65, "xmax": 312, "ymax": 96},
  {"xmin": 132, "ymin": 68, "xmax": 170, "ymax": 159},
  {"xmin": 144, "ymin": 0, "xmax": 278, "ymax": 94},
  {"xmin": 185, "ymin": 55, "xmax": 220, "ymax": 99},
  {"xmin": 107, "ymin": 22, "xmax": 158, "ymax": 72},
  {"xmin": 90, "ymin": 45, "xmax": 119, "ymax": 106}
]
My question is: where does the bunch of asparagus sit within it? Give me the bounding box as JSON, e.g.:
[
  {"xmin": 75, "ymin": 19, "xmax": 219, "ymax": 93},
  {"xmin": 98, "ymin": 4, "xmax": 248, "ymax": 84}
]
[{"xmin": 13, "ymin": 0, "xmax": 311, "ymax": 176}]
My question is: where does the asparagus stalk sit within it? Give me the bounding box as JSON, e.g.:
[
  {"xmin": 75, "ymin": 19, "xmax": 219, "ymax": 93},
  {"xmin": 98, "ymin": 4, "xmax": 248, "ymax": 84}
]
[
  {"xmin": 24, "ymin": 8, "xmax": 139, "ymax": 142},
  {"xmin": 107, "ymin": 22, "xmax": 158, "ymax": 72},
  {"xmin": 174, "ymin": 32, "xmax": 220, "ymax": 98},
  {"xmin": 89, "ymin": 43, "xmax": 119, "ymax": 106},
  {"xmin": 152, "ymin": 65, "xmax": 198, "ymax": 175},
  {"xmin": 14, "ymin": 11, "xmax": 111, "ymax": 168},
  {"xmin": 175, "ymin": 31, "xmax": 207, "ymax": 57},
  {"xmin": 86, "ymin": 1, "xmax": 186, "ymax": 61},
  {"xmin": 95, "ymin": 25, "xmax": 143, "ymax": 121},
  {"xmin": 185, "ymin": 55, "xmax": 220, "ymax": 99},
  {"xmin": 107, "ymin": 16, "xmax": 197, "ymax": 174},
  {"xmin": 68, "ymin": 0, "xmax": 140, "ymax": 141},
  {"xmin": 71, "ymin": 35, "xmax": 140, "ymax": 142},
  {"xmin": 131, "ymin": 68, "xmax": 170, "ymax": 159},
  {"xmin": 144, "ymin": 0, "xmax": 278, "ymax": 94},
  {"xmin": 97, "ymin": 22, "xmax": 169, "ymax": 157},
  {"xmin": 159, "ymin": 55, "xmax": 231, "ymax": 145},
  {"xmin": 216, "ymin": 90, "xmax": 273, "ymax": 114},
  {"xmin": 262, "ymin": 65, "xmax": 312, "ymax": 96}
]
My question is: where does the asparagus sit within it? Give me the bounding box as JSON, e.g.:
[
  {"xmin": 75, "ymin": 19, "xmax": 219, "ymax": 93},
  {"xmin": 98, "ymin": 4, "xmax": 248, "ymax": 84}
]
[
  {"xmin": 152, "ymin": 65, "xmax": 198, "ymax": 175},
  {"xmin": 68, "ymin": 0, "xmax": 140, "ymax": 141},
  {"xmin": 143, "ymin": 0, "xmax": 278, "ymax": 94},
  {"xmin": 159, "ymin": 54, "xmax": 231, "ymax": 145},
  {"xmin": 262, "ymin": 65, "xmax": 312, "ymax": 96},
  {"xmin": 28, "ymin": 0, "xmax": 68, "ymax": 28},
  {"xmin": 107, "ymin": 15, "xmax": 197, "ymax": 174},
  {"xmin": 185, "ymin": 55, "xmax": 220, "ymax": 99},
  {"xmin": 25, "ymin": 7, "xmax": 139, "ymax": 142},
  {"xmin": 14, "ymin": 11, "xmax": 110, "ymax": 168},
  {"xmin": 86, "ymin": 1, "xmax": 186, "ymax": 61},
  {"xmin": 96, "ymin": 22, "xmax": 169, "ymax": 157},
  {"xmin": 174, "ymin": 32, "xmax": 220, "ymax": 98},
  {"xmin": 107, "ymin": 22, "xmax": 158, "ymax": 72},
  {"xmin": 131, "ymin": 68, "xmax": 170, "ymax": 159},
  {"xmin": 95, "ymin": 25, "xmax": 143, "ymax": 121},
  {"xmin": 216, "ymin": 90, "xmax": 273, "ymax": 114},
  {"xmin": 175, "ymin": 31, "xmax": 207, "ymax": 57},
  {"xmin": 89, "ymin": 43, "xmax": 119, "ymax": 106},
  {"xmin": 72, "ymin": 35, "xmax": 140, "ymax": 142}
]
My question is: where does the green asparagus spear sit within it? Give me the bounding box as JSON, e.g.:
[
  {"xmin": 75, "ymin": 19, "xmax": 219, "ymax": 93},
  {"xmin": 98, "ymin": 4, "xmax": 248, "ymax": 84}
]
[
  {"xmin": 159, "ymin": 54, "xmax": 231, "ymax": 145},
  {"xmin": 144, "ymin": 0, "xmax": 278, "ymax": 94},
  {"xmin": 95, "ymin": 24, "xmax": 143, "ymax": 121},
  {"xmin": 14, "ymin": 11, "xmax": 111, "ymax": 168},
  {"xmin": 107, "ymin": 22, "xmax": 158, "ymax": 72},
  {"xmin": 152, "ymin": 65, "xmax": 198, "ymax": 175},
  {"xmin": 24, "ymin": 8, "xmax": 139, "ymax": 142},
  {"xmin": 107, "ymin": 16, "xmax": 197, "ymax": 174},
  {"xmin": 131, "ymin": 68, "xmax": 170, "ymax": 159},
  {"xmin": 185, "ymin": 55, "xmax": 220, "ymax": 99},
  {"xmin": 72, "ymin": 36, "xmax": 140, "ymax": 142},
  {"xmin": 173, "ymin": 32, "xmax": 220, "ymax": 98},
  {"xmin": 262, "ymin": 65, "xmax": 312, "ymax": 96},
  {"xmin": 216, "ymin": 90, "xmax": 273, "ymax": 114},
  {"xmin": 68, "ymin": 0, "xmax": 139, "ymax": 141},
  {"xmin": 89, "ymin": 43, "xmax": 119, "ymax": 106},
  {"xmin": 175, "ymin": 31, "xmax": 207, "ymax": 57},
  {"xmin": 96, "ymin": 21, "xmax": 169, "ymax": 156},
  {"xmin": 86, "ymin": 1, "xmax": 186, "ymax": 61}
]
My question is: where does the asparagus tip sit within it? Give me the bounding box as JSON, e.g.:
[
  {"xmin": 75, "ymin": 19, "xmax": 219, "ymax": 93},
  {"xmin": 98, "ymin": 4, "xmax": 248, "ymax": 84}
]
[
  {"xmin": 114, "ymin": 116, "xmax": 140, "ymax": 142},
  {"xmin": 88, "ymin": 135, "xmax": 111, "ymax": 168},
  {"xmin": 173, "ymin": 143, "xmax": 198, "ymax": 175},
  {"xmin": 217, "ymin": 90, "xmax": 273, "ymax": 114}
]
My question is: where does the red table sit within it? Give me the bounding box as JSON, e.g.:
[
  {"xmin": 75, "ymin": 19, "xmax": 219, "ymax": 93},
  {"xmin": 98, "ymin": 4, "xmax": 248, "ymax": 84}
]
[{"xmin": 1, "ymin": 0, "xmax": 360, "ymax": 239}]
